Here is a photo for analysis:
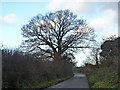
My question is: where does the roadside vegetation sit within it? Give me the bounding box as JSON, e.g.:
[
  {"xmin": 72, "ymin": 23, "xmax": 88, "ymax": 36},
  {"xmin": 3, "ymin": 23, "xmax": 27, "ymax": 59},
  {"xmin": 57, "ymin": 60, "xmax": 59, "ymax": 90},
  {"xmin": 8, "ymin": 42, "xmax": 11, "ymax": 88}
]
[
  {"xmin": 2, "ymin": 9, "xmax": 119, "ymax": 89},
  {"xmin": 87, "ymin": 67, "xmax": 119, "ymax": 88},
  {"xmin": 2, "ymin": 48, "xmax": 74, "ymax": 88},
  {"xmin": 77, "ymin": 36, "xmax": 120, "ymax": 89},
  {"xmin": 3, "ymin": 10, "xmax": 94, "ymax": 88},
  {"xmin": 31, "ymin": 75, "xmax": 73, "ymax": 88}
]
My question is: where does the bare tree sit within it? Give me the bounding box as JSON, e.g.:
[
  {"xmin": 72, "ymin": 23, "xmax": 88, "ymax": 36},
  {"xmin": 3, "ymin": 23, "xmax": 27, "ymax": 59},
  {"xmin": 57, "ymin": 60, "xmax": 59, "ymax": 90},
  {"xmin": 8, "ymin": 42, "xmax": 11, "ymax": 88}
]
[
  {"xmin": 89, "ymin": 46, "xmax": 100, "ymax": 68},
  {"xmin": 83, "ymin": 42, "xmax": 101, "ymax": 68},
  {"xmin": 21, "ymin": 10, "xmax": 95, "ymax": 61}
]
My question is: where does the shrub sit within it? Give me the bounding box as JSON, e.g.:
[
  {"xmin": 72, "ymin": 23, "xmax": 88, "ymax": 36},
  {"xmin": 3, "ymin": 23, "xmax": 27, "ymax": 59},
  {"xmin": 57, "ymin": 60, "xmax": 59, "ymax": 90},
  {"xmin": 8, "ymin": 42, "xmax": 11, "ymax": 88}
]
[{"xmin": 92, "ymin": 81, "xmax": 112, "ymax": 88}]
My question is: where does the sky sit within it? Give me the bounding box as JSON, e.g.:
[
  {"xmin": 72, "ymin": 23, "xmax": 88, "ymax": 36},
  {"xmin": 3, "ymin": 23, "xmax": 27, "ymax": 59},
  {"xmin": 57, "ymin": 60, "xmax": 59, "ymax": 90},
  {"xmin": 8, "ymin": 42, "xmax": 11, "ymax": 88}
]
[{"xmin": 0, "ymin": 0, "xmax": 119, "ymax": 66}]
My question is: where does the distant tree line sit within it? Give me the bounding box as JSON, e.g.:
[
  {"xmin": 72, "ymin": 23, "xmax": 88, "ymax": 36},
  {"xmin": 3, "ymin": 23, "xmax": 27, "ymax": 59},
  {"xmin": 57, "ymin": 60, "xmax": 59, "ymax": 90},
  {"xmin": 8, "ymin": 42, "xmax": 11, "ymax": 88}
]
[
  {"xmin": 78, "ymin": 36, "xmax": 119, "ymax": 74},
  {"xmin": 77, "ymin": 36, "xmax": 120, "ymax": 88}
]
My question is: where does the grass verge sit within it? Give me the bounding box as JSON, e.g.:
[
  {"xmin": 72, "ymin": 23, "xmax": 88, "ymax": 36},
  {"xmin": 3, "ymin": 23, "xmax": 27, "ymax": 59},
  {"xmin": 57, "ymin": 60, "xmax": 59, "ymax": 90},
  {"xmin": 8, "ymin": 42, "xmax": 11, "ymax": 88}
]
[
  {"xmin": 85, "ymin": 67, "xmax": 119, "ymax": 89},
  {"xmin": 31, "ymin": 74, "xmax": 73, "ymax": 88}
]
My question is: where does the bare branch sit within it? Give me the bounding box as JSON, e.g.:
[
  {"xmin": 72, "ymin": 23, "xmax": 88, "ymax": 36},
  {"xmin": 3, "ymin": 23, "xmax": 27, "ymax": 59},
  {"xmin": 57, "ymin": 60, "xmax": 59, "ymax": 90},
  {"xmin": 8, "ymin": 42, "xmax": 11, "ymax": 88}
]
[{"xmin": 21, "ymin": 10, "xmax": 95, "ymax": 60}]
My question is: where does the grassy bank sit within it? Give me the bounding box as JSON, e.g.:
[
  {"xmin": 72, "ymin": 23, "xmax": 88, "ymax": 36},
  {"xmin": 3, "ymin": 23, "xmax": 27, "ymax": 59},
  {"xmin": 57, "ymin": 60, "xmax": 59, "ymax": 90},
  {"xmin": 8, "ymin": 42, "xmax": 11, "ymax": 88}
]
[
  {"xmin": 86, "ymin": 67, "xmax": 119, "ymax": 89},
  {"xmin": 15, "ymin": 74, "xmax": 73, "ymax": 89},
  {"xmin": 33, "ymin": 75, "xmax": 73, "ymax": 88}
]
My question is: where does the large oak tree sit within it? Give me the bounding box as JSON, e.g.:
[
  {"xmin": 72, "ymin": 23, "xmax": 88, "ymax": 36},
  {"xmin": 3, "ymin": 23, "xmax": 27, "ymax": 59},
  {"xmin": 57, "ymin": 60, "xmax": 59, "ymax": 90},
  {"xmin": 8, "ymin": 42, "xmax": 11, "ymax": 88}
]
[{"xmin": 21, "ymin": 10, "xmax": 95, "ymax": 61}]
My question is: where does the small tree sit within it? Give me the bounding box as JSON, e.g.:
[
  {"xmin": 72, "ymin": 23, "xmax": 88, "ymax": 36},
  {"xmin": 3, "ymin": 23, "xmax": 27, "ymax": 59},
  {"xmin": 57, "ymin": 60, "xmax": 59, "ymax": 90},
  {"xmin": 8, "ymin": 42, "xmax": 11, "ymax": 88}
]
[
  {"xmin": 83, "ymin": 42, "xmax": 101, "ymax": 68},
  {"xmin": 21, "ymin": 10, "xmax": 95, "ymax": 61}
]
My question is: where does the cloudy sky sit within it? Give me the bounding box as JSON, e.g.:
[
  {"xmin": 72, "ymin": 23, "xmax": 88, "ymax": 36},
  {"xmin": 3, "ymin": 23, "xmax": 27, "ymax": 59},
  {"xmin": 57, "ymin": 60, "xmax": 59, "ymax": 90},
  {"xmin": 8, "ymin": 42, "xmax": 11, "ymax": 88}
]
[{"xmin": 0, "ymin": 0, "xmax": 119, "ymax": 66}]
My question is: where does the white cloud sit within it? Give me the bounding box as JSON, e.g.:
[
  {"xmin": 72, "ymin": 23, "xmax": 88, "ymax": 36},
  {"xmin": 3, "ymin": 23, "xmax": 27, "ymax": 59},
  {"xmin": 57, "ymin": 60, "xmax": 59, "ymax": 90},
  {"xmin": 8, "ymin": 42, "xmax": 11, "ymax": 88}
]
[
  {"xmin": 48, "ymin": 0, "xmax": 119, "ymax": 14},
  {"xmin": 89, "ymin": 9, "xmax": 118, "ymax": 37},
  {"xmin": 48, "ymin": 0, "xmax": 118, "ymax": 36},
  {"xmin": 0, "ymin": 14, "xmax": 20, "ymax": 25},
  {"xmin": 48, "ymin": 0, "xmax": 95, "ymax": 14},
  {"xmin": 48, "ymin": 1, "xmax": 118, "ymax": 66}
]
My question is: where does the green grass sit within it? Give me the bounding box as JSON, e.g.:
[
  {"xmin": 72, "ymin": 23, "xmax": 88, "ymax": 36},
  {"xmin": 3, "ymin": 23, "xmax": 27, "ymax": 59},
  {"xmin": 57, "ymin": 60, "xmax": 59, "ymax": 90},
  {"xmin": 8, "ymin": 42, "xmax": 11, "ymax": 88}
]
[
  {"xmin": 86, "ymin": 67, "xmax": 119, "ymax": 89},
  {"xmin": 3, "ymin": 74, "xmax": 73, "ymax": 89},
  {"xmin": 30, "ymin": 75, "xmax": 73, "ymax": 88}
]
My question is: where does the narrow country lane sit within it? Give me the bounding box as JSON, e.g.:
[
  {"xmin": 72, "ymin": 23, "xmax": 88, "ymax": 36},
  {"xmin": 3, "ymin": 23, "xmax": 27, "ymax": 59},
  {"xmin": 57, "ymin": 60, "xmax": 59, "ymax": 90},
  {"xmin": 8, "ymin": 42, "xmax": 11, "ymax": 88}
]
[{"xmin": 46, "ymin": 73, "xmax": 90, "ymax": 89}]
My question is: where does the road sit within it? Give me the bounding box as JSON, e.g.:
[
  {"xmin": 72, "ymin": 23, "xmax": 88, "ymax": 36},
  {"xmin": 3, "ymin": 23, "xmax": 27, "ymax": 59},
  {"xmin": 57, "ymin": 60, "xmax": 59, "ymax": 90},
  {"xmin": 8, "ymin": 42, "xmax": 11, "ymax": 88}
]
[{"xmin": 46, "ymin": 73, "xmax": 90, "ymax": 89}]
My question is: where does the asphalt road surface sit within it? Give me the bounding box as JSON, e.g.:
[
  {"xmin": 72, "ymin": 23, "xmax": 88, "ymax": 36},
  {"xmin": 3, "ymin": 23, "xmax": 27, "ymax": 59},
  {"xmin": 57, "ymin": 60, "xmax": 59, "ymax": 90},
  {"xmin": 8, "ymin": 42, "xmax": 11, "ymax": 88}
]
[{"xmin": 47, "ymin": 73, "xmax": 90, "ymax": 89}]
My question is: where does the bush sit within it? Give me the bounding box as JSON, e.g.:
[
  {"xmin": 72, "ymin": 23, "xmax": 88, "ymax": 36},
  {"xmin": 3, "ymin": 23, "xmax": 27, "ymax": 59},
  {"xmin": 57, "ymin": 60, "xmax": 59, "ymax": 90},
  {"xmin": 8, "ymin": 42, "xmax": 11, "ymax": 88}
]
[
  {"xmin": 92, "ymin": 81, "xmax": 112, "ymax": 88},
  {"xmin": 86, "ymin": 67, "xmax": 119, "ymax": 89},
  {"xmin": 2, "ymin": 48, "xmax": 74, "ymax": 88}
]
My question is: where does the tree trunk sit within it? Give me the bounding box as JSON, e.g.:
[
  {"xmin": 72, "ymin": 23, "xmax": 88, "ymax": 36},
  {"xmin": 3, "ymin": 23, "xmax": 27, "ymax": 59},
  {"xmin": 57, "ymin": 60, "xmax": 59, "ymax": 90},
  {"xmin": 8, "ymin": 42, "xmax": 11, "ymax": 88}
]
[{"xmin": 95, "ymin": 53, "xmax": 99, "ymax": 68}]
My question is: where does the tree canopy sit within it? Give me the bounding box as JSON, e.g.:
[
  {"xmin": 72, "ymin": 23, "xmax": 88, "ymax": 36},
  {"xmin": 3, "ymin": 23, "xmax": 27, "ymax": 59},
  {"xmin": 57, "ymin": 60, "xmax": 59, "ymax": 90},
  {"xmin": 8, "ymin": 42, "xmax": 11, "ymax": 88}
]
[
  {"xmin": 21, "ymin": 10, "xmax": 95, "ymax": 60},
  {"xmin": 100, "ymin": 37, "xmax": 120, "ymax": 57}
]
